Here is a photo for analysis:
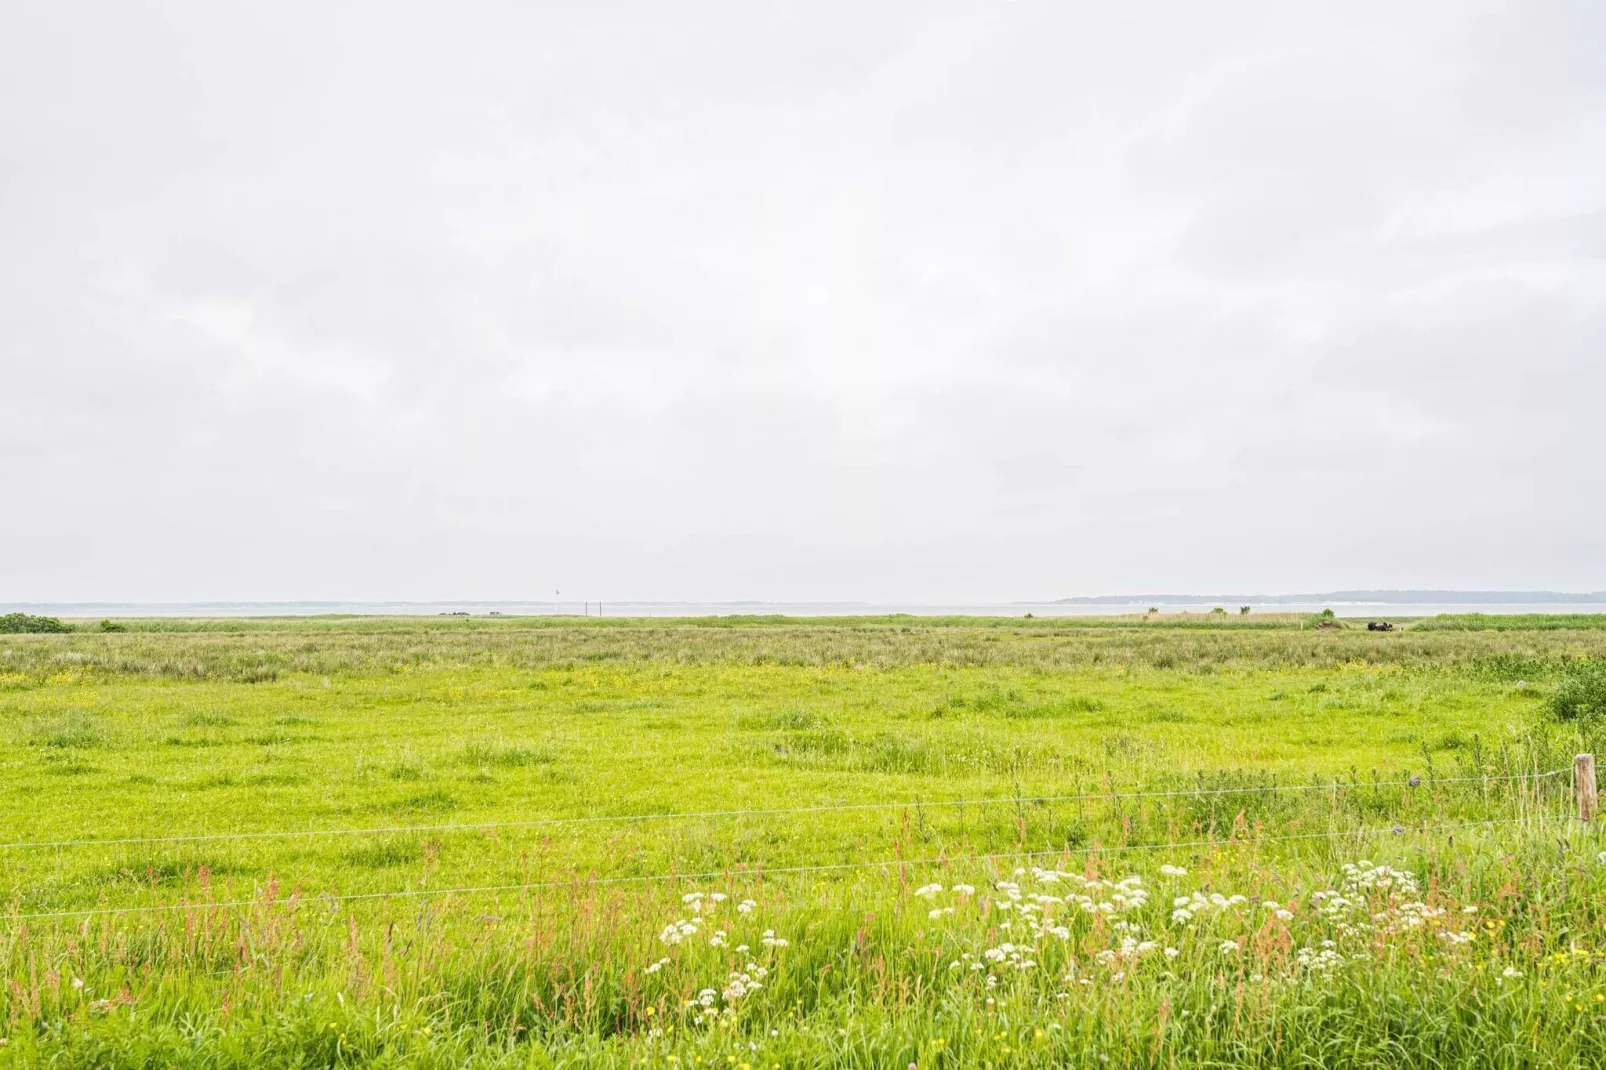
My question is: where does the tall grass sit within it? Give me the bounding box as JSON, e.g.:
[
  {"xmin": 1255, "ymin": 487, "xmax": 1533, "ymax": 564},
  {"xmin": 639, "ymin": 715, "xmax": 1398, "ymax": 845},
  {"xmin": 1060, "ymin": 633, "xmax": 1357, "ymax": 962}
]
[
  {"xmin": 4, "ymin": 619, "xmax": 1606, "ymax": 683},
  {"xmin": 0, "ymin": 617, "xmax": 1603, "ymax": 1065},
  {"xmin": 2, "ymin": 818, "xmax": 1602, "ymax": 1067}
]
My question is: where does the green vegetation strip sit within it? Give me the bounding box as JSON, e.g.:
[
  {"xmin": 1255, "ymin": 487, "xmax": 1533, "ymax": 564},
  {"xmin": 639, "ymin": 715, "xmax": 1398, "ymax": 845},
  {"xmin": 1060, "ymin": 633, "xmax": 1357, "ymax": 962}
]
[{"xmin": 0, "ymin": 616, "xmax": 1604, "ymax": 1067}]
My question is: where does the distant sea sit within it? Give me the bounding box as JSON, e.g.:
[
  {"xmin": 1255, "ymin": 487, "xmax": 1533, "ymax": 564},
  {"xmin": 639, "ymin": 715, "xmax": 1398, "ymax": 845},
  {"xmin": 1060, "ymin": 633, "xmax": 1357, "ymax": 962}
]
[{"xmin": 7, "ymin": 601, "xmax": 1605, "ymax": 619}]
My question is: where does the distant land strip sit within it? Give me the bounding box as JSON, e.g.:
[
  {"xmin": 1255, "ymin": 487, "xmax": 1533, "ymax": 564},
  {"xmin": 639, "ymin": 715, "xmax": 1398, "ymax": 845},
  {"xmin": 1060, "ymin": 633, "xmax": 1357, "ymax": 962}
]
[{"xmin": 1047, "ymin": 590, "xmax": 1606, "ymax": 605}]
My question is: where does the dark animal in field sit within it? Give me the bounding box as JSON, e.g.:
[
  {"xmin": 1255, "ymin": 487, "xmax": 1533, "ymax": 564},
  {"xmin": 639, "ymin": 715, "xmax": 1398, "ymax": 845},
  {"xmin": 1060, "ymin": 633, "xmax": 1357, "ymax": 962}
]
[{"xmin": 1367, "ymin": 621, "xmax": 1394, "ymax": 632}]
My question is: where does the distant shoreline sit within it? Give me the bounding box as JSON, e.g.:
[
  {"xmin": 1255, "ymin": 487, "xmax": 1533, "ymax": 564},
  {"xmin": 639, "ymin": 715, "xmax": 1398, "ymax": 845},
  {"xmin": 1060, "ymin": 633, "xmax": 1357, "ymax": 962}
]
[
  {"xmin": 5, "ymin": 597, "xmax": 1606, "ymax": 619},
  {"xmin": 1047, "ymin": 590, "xmax": 1606, "ymax": 605}
]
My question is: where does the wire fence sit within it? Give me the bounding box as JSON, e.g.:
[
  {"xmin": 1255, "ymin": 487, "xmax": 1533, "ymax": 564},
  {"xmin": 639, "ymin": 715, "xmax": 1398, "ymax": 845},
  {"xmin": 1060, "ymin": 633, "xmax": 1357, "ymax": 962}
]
[
  {"xmin": 0, "ymin": 814, "xmax": 1556, "ymax": 922},
  {"xmin": 0, "ymin": 768, "xmax": 1567, "ymax": 852}
]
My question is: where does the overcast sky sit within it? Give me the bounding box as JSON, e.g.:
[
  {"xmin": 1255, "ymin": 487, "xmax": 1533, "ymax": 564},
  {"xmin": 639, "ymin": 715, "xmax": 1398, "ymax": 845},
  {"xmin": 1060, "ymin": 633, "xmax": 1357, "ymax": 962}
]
[{"xmin": 3, "ymin": 2, "xmax": 1603, "ymax": 603}]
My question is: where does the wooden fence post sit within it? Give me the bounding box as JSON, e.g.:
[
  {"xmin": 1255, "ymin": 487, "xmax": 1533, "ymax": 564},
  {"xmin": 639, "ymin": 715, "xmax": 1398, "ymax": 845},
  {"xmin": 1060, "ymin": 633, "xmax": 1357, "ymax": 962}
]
[{"xmin": 1577, "ymin": 753, "xmax": 1598, "ymax": 822}]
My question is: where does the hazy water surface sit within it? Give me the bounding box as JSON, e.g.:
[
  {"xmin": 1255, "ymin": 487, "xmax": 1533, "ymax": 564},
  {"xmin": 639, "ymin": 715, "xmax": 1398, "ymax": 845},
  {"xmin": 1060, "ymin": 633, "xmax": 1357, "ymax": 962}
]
[{"xmin": 8, "ymin": 601, "xmax": 1605, "ymax": 619}]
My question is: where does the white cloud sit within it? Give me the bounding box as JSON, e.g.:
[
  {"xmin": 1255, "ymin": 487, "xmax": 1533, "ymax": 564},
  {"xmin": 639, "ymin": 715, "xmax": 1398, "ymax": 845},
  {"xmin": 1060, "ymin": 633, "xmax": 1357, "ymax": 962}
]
[{"xmin": 1, "ymin": 0, "xmax": 1601, "ymax": 601}]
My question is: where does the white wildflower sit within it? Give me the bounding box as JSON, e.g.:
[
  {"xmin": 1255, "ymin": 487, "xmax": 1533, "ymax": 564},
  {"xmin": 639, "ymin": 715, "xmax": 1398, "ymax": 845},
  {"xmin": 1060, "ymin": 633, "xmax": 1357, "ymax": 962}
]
[
  {"xmin": 1296, "ymin": 946, "xmax": 1344, "ymax": 972},
  {"xmin": 659, "ymin": 918, "xmax": 701, "ymax": 945}
]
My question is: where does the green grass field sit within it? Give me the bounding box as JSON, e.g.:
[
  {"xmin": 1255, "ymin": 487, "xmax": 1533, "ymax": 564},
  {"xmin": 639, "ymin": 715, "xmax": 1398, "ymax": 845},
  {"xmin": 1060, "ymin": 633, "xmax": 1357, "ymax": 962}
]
[{"xmin": 2, "ymin": 615, "xmax": 1605, "ymax": 1067}]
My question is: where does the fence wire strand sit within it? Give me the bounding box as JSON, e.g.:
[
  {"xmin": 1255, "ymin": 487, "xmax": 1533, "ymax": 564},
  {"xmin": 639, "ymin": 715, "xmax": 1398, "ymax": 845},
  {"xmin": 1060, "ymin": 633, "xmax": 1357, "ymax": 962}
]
[
  {"xmin": 0, "ymin": 769, "xmax": 1566, "ymax": 853},
  {"xmin": 0, "ymin": 814, "xmax": 1556, "ymax": 922}
]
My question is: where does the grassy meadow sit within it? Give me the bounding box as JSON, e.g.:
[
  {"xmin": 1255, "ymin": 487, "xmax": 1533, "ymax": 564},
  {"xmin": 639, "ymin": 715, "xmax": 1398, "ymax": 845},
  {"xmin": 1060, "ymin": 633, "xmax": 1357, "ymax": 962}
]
[{"xmin": 1, "ymin": 614, "xmax": 1605, "ymax": 1067}]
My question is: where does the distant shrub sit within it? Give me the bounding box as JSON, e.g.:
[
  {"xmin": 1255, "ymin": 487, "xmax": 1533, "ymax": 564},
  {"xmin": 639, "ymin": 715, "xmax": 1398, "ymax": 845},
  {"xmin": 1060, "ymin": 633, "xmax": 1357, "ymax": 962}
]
[
  {"xmin": 1473, "ymin": 653, "xmax": 1569, "ymax": 682},
  {"xmin": 1240, "ymin": 606, "xmax": 1251, "ymax": 616},
  {"xmin": 1211, "ymin": 607, "xmax": 1226, "ymax": 615},
  {"xmin": 1417, "ymin": 613, "xmax": 1606, "ymax": 632},
  {"xmin": 98, "ymin": 619, "xmax": 126, "ymax": 632},
  {"xmin": 1552, "ymin": 663, "xmax": 1606, "ymax": 723},
  {"xmin": 0, "ymin": 613, "xmax": 68, "ymax": 634}
]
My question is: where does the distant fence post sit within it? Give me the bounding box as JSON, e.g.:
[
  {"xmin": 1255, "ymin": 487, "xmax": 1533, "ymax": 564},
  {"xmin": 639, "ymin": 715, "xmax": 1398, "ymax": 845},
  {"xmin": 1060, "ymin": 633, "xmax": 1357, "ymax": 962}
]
[{"xmin": 1577, "ymin": 754, "xmax": 1598, "ymax": 822}]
